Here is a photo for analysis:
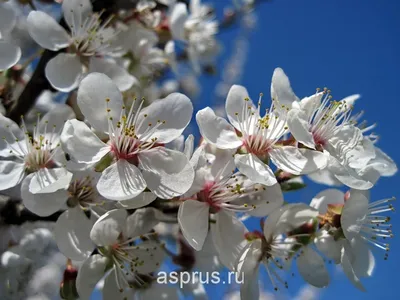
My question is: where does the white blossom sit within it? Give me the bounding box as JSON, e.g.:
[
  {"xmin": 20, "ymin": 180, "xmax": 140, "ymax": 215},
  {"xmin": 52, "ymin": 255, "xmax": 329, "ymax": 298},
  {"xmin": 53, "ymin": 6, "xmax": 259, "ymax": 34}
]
[
  {"xmin": 196, "ymin": 84, "xmax": 328, "ymax": 186},
  {"xmin": 61, "ymin": 72, "xmax": 194, "ymax": 201},
  {"xmin": 0, "ymin": 105, "xmax": 75, "ymax": 208},
  {"xmin": 76, "ymin": 209, "xmax": 165, "ymax": 298},
  {"xmin": 26, "ymin": 0, "xmax": 135, "ymax": 92},
  {"xmin": 0, "ymin": 2, "xmax": 21, "ymax": 70}
]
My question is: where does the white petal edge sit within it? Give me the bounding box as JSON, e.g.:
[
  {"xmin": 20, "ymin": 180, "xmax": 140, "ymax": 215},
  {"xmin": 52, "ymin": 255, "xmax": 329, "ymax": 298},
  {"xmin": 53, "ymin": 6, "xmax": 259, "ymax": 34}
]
[
  {"xmin": 45, "ymin": 53, "xmax": 82, "ymax": 92},
  {"xmin": 0, "ymin": 41, "xmax": 21, "ymax": 71},
  {"xmin": 211, "ymin": 210, "xmax": 248, "ymax": 271},
  {"xmin": 27, "ymin": 11, "xmax": 70, "ymax": 51},
  {"xmin": 309, "ymin": 188, "xmax": 345, "ymax": 214},
  {"xmin": 0, "ymin": 160, "xmax": 25, "ymax": 191},
  {"xmin": 234, "ymin": 153, "xmax": 277, "ymax": 186},
  {"xmin": 61, "ymin": 119, "xmax": 110, "ymax": 164},
  {"xmin": 287, "ymin": 109, "xmax": 315, "ymax": 149},
  {"xmin": 96, "ymin": 160, "xmax": 147, "ymax": 201},
  {"xmin": 196, "ymin": 107, "xmax": 242, "ymax": 150},
  {"xmin": 297, "ymin": 246, "xmax": 330, "ymax": 288},
  {"xmin": 90, "ymin": 209, "xmax": 127, "ymax": 246},
  {"xmin": 178, "ymin": 200, "xmax": 209, "ymax": 251},
  {"xmin": 77, "ymin": 72, "xmax": 123, "ymax": 133},
  {"xmin": 271, "ymin": 67, "xmax": 299, "ymax": 107},
  {"xmin": 137, "ymin": 93, "xmax": 193, "ymax": 144},
  {"xmin": 22, "ymin": 173, "xmax": 69, "ymax": 216},
  {"xmin": 88, "ymin": 57, "xmax": 137, "ymax": 92},
  {"xmin": 54, "ymin": 207, "xmax": 94, "ymax": 261},
  {"xmin": 270, "ymin": 146, "xmax": 328, "ymax": 175},
  {"xmin": 76, "ymin": 254, "xmax": 109, "ymax": 299},
  {"xmin": 138, "ymin": 148, "xmax": 195, "ymax": 199},
  {"xmin": 28, "ymin": 168, "xmax": 73, "ymax": 194}
]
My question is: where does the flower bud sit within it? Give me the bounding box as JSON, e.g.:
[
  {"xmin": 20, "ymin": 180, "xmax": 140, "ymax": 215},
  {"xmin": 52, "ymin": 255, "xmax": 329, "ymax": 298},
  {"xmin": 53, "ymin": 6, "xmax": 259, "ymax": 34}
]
[{"xmin": 60, "ymin": 260, "xmax": 79, "ymax": 300}]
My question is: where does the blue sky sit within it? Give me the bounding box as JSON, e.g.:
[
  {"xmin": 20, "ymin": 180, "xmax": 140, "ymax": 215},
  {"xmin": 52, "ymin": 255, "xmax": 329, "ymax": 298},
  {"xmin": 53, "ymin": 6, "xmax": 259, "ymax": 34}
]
[{"xmin": 93, "ymin": 0, "xmax": 399, "ymax": 298}]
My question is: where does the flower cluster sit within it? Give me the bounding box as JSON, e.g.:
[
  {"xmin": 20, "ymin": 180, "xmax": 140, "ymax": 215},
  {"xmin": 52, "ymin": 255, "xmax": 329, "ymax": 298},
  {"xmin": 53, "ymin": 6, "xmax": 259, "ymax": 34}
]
[{"xmin": 0, "ymin": 0, "xmax": 397, "ymax": 299}]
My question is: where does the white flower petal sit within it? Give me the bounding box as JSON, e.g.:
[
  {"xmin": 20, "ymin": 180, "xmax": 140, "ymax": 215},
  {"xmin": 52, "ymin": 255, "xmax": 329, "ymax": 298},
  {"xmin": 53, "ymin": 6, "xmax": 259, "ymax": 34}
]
[
  {"xmin": 131, "ymin": 240, "xmax": 165, "ymax": 274},
  {"xmin": 39, "ymin": 104, "xmax": 75, "ymax": 146},
  {"xmin": 90, "ymin": 209, "xmax": 127, "ymax": 246},
  {"xmin": 307, "ymin": 168, "xmax": 342, "ymax": 186},
  {"xmin": 45, "ymin": 53, "xmax": 82, "ymax": 92},
  {"xmin": 0, "ymin": 41, "xmax": 21, "ymax": 71},
  {"xmin": 245, "ymin": 183, "xmax": 284, "ymax": 217},
  {"xmin": 102, "ymin": 269, "xmax": 131, "ymax": 300},
  {"xmin": 340, "ymin": 243, "xmax": 366, "ymax": 292},
  {"xmin": 328, "ymin": 157, "xmax": 375, "ymax": 190},
  {"xmin": 347, "ymin": 137, "xmax": 376, "ymax": 169},
  {"xmin": 225, "ymin": 85, "xmax": 255, "ymax": 131},
  {"xmin": 270, "ymin": 146, "xmax": 328, "ymax": 175},
  {"xmin": 178, "ymin": 200, "xmax": 209, "ymax": 251},
  {"xmin": 297, "ymin": 247, "xmax": 329, "ymax": 288},
  {"xmin": 76, "ymin": 254, "xmax": 109, "ymax": 299},
  {"xmin": 367, "ymin": 146, "xmax": 397, "ymax": 177},
  {"xmin": 54, "ymin": 207, "xmax": 94, "ymax": 261},
  {"xmin": 195, "ymin": 232, "xmax": 220, "ymax": 273},
  {"xmin": 61, "ymin": 119, "xmax": 110, "ymax": 165},
  {"xmin": 196, "ymin": 107, "xmax": 242, "ymax": 149},
  {"xmin": 325, "ymin": 125, "xmax": 363, "ymax": 161},
  {"xmin": 62, "ymin": 0, "xmax": 92, "ymax": 30},
  {"xmin": 39, "ymin": 104, "xmax": 75, "ymax": 132},
  {"xmin": 287, "ymin": 109, "xmax": 315, "ymax": 149},
  {"xmin": 270, "ymin": 204, "xmax": 318, "ymax": 235},
  {"xmin": 117, "ymin": 192, "xmax": 157, "ymax": 209},
  {"xmin": 190, "ymin": 144, "xmax": 208, "ymax": 170},
  {"xmin": 169, "ymin": 3, "xmax": 188, "ymax": 40},
  {"xmin": 137, "ymin": 93, "xmax": 193, "ymax": 143},
  {"xmin": 29, "ymin": 168, "xmax": 73, "ymax": 194},
  {"xmin": 125, "ymin": 207, "xmax": 162, "ymax": 238},
  {"xmin": 183, "ymin": 134, "xmax": 194, "ymax": 159},
  {"xmin": 77, "ymin": 72, "xmax": 123, "ymax": 133},
  {"xmin": 238, "ymin": 242, "xmax": 261, "ymax": 300},
  {"xmin": 0, "ymin": 3, "xmax": 16, "ymax": 34},
  {"xmin": 167, "ymin": 134, "xmax": 184, "ymax": 152},
  {"xmin": 271, "ymin": 67, "xmax": 299, "ymax": 107},
  {"xmin": 341, "ymin": 94, "xmax": 360, "ymax": 107},
  {"xmin": 351, "ymin": 236, "xmax": 375, "ymax": 278},
  {"xmin": 139, "ymin": 148, "xmax": 194, "ymax": 199},
  {"xmin": 211, "ymin": 210, "xmax": 248, "ymax": 270},
  {"xmin": 309, "ymin": 188, "xmax": 345, "ymax": 214},
  {"xmin": 0, "ymin": 160, "xmax": 25, "ymax": 191},
  {"xmin": 341, "ymin": 190, "xmax": 369, "ymax": 241},
  {"xmin": 234, "ymin": 153, "xmax": 277, "ymax": 186},
  {"xmin": 22, "ymin": 173, "xmax": 69, "ymax": 216},
  {"xmin": 27, "ymin": 11, "xmax": 70, "ymax": 51},
  {"xmin": 263, "ymin": 207, "xmax": 287, "ymax": 239},
  {"xmin": 0, "ymin": 114, "xmax": 27, "ymax": 157},
  {"xmin": 299, "ymin": 92, "xmax": 323, "ymax": 117},
  {"xmin": 210, "ymin": 148, "xmax": 236, "ymax": 179},
  {"xmin": 336, "ymin": 168, "xmax": 377, "ymax": 190},
  {"xmin": 235, "ymin": 242, "xmax": 252, "ymax": 272},
  {"xmin": 97, "ymin": 160, "xmax": 147, "ymax": 201},
  {"xmin": 314, "ymin": 231, "xmax": 342, "ymax": 264},
  {"xmin": 89, "ymin": 57, "xmax": 137, "ymax": 92}
]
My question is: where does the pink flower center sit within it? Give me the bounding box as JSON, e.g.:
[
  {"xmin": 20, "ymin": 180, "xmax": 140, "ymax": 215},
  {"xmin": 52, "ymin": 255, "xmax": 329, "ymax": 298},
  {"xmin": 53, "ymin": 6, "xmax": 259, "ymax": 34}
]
[
  {"xmin": 312, "ymin": 132, "xmax": 327, "ymax": 147},
  {"xmin": 243, "ymin": 135, "xmax": 271, "ymax": 160},
  {"xmin": 197, "ymin": 181, "xmax": 222, "ymax": 212}
]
